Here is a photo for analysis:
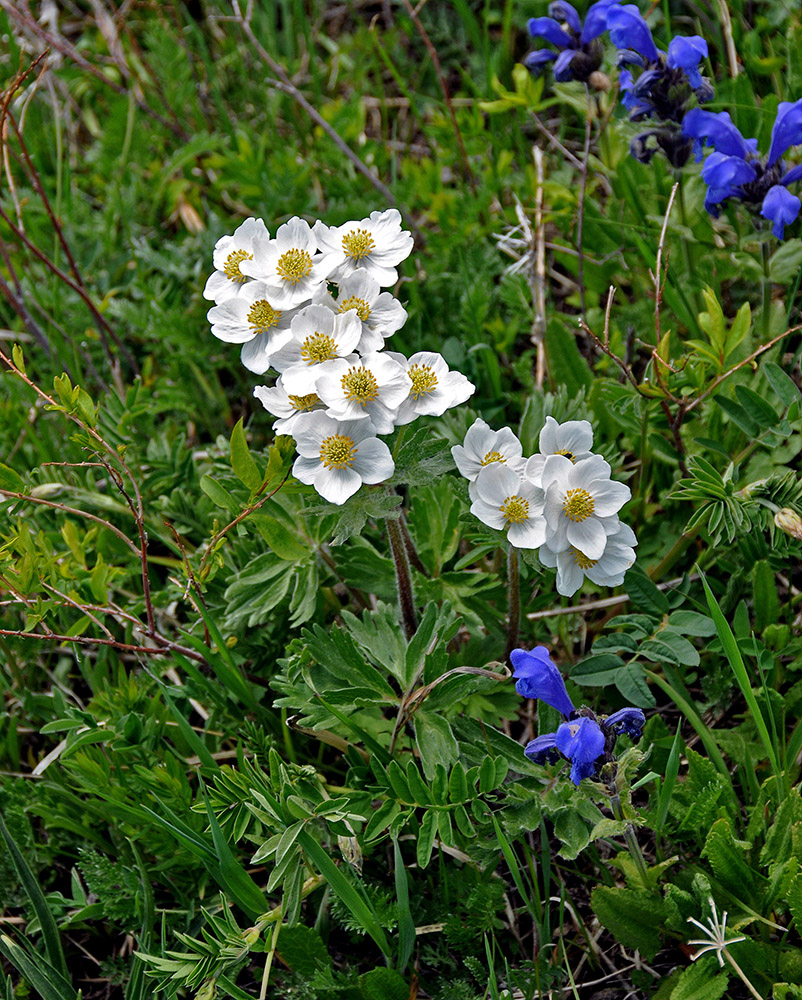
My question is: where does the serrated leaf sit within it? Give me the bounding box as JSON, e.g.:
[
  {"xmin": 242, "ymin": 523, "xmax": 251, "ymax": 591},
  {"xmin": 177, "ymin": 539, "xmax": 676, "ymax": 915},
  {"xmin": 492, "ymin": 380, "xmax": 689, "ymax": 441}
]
[
  {"xmin": 360, "ymin": 967, "xmax": 409, "ymax": 1000},
  {"xmin": 591, "ymin": 885, "xmax": 664, "ymax": 959},
  {"xmin": 669, "ymin": 958, "xmax": 730, "ymax": 1000}
]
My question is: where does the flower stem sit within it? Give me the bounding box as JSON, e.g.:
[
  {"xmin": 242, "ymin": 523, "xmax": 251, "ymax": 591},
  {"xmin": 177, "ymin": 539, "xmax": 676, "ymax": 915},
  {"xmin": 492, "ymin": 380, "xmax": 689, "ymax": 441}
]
[
  {"xmin": 724, "ymin": 952, "xmax": 763, "ymax": 1000},
  {"xmin": 387, "ymin": 517, "xmax": 417, "ymax": 640},
  {"xmin": 610, "ymin": 788, "xmax": 651, "ymax": 890},
  {"xmin": 505, "ymin": 546, "xmax": 520, "ymax": 661},
  {"xmin": 761, "ymin": 239, "xmax": 772, "ymax": 342}
]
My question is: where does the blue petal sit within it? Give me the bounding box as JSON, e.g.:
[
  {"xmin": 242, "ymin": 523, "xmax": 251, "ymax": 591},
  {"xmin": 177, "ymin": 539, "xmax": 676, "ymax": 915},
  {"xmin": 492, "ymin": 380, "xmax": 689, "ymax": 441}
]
[
  {"xmin": 761, "ymin": 184, "xmax": 802, "ymax": 239},
  {"xmin": 581, "ymin": 0, "xmax": 619, "ymax": 43},
  {"xmin": 681, "ymin": 108, "xmax": 753, "ymax": 161},
  {"xmin": 701, "ymin": 151, "xmax": 757, "ymax": 190},
  {"xmin": 570, "ymin": 757, "xmax": 600, "ymax": 784},
  {"xmin": 604, "ymin": 707, "xmax": 645, "ymax": 740},
  {"xmin": 511, "ymin": 647, "xmax": 575, "ymax": 717},
  {"xmin": 525, "ymin": 49, "xmax": 559, "ymax": 74},
  {"xmin": 783, "ymin": 163, "xmax": 802, "ymax": 187},
  {"xmin": 553, "ymin": 49, "xmax": 577, "ymax": 81},
  {"xmin": 768, "ymin": 99, "xmax": 802, "ymax": 166},
  {"xmin": 528, "ymin": 16, "xmax": 573, "ymax": 48},
  {"xmin": 548, "ymin": 1, "xmax": 582, "ymax": 35},
  {"xmin": 555, "ymin": 718, "xmax": 605, "ymax": 784},
  {"xmin": 524, "ymin": 732, "xmax": 561, "ymax": 765},
  {"xmin": 666, "ymin": 35, "xmax": 708, "ymax": 89},
  {"xmin": 607, "ymin": 4, "xmax": 658, "ymax": 63}
]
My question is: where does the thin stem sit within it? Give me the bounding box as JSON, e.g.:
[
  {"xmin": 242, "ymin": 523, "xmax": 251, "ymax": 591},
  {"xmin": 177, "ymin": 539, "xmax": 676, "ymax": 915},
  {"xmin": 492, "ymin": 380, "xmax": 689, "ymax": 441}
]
[
  {"xmin": 761, "ymin": 240, "xmax": 772, "ymax": 342},
  {"xmin": 577, "ymin": 86, "xmax": 592, "ymax": 319},
  {"xmin": 724, "ymin": 952, "xmax": 763, "ymax": 1000},
  {"xmin": 505, "ymin": 546, "xmax": 520, "ymax": 661},
  {"xmin": 609, "ymin": 789, "xmax": 650, "ymax": 890},
  {"xmin": 387, "ymin": 517, "xmax": 417, "ymax": 640}
]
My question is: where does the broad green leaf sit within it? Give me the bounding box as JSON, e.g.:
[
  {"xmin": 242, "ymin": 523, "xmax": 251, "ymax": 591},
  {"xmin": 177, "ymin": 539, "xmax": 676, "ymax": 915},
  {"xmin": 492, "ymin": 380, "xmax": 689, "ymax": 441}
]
[
  {"xmin": 0, "ymin": 463, "xmax": 24, "ymax": 493},
  {"xmin": 669, "ymin": 958, "xmax": 730, "ymax": 1000},
  {"xmin": 200, "ymin": 474, "xmax": 240, "ymax": 512},
  {"xmin": 230, "ymin": 417, "xmax": 261, "ymax": 491},
  {"xmin": 360, "ymin": 967, "xmax": 409, "ymax": 1000},
  {"xmin": 614, "ymin": 664, "xmax": 655, "ymax": 708},
  {"xmin": 416, "ymin": 809, "xmax": 437, "ymax": 869},
  {"xmin": 752, "ymin": 560, "xmax": 780, "ymax": 631},
  {"xmin": 667, "ymin": 611, "xmax": 716, "ymax": 636},
  {"xmin": 414, "ymin": 711, "xmax": 459, "ymax": 781},
  {"xmin": 764, "ymin": 362, "xmax": 801, "ymax": 407},
  {"xmin": 734, "ymin": 384, "xmax": 780, "ymax": 428},
  {"xmin": 591, "ymin": 886, "xmax": 664, "ymax": 959},
  {"xmin": 570, "ymin": 653, "xmax": 624, "ymax": 685},
  {"xmin": 252, "ymin": 512, "xmax": 310, "ymax": 561},
  {"xmin": 625, "ymin": 566, "xmax": 669, "ymax": 615}
]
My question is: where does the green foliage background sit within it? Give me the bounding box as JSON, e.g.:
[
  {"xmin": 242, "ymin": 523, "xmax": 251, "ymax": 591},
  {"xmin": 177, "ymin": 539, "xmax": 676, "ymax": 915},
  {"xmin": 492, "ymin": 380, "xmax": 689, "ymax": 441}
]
[{"xmin": 1, "ymin": 1, "xmax": 802, "ymax": 998}]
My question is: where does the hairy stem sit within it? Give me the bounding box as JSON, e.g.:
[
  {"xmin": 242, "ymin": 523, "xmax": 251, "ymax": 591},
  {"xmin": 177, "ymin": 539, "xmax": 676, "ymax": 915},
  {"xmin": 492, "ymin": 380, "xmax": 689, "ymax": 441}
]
[
  {"xmin": 505, "ymin": 546, "xmax": 520, "ymax": 661},
  {"xmin": 387, "ymin": 517, "xmax": 417, "ymax": 640}
]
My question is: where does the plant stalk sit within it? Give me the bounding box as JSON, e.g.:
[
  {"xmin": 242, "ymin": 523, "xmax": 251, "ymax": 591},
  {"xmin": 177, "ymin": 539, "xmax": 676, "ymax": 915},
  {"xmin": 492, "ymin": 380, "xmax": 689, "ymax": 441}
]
[
  {"xmin": 610, "ymin": 789, "xmax": 650, "ymax": 890},
  {"xmin": 505, "ymin": 545, "xmax": 520, "ymax": 661},
  {"xmin": 387, "ymin": 517, "xmax": 417, "ymax": 640}
]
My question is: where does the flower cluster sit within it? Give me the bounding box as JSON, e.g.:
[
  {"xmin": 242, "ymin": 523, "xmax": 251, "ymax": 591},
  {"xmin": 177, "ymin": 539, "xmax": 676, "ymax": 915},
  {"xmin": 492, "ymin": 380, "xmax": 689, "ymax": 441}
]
[
  {"xmin": 512, "ymin": 646, "xmax": 645, "ymax": 784},
  {"xmin": 204, "ymin": 211, "xmax": 475, "ymax": 504},
  {"xmin": 525, "ymin": 2, "xmax": 712, "ymax": 168},
  {"xmin": 453, "ymin": 416, "xmax": 636, "ymax": 596},
  {"xmin": 682, "ymin": 101, "xmax": 802, "ymax": 237}
]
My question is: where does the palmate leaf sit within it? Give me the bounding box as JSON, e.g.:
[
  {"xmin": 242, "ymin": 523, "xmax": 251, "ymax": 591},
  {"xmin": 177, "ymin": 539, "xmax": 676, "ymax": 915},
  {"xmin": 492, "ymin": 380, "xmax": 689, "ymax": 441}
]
[{"xmin": 306, "ymin": 489, "xmax": 403, "ymax": 545}]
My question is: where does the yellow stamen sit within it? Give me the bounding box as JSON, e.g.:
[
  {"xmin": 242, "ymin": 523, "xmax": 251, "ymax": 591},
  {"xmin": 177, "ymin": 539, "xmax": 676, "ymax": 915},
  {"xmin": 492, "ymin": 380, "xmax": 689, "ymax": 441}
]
[
  {"xmin": 572, "ymin": 547, "xmax": 598, "ymax": 570},
  {"xmin": 556, "ymin": 448, "xmax": 575, "ymax": 462},
  {"xmin": 563, "ymin": 488, "xmax": 594, "ymax": 522},
  {"xmin": 480, "ymin": 450, "xmax": 506, "ymax": 466},
  {"xmin": 338, "ymin": 295, "xmax": 371, "ymax": 322},
  {"xmin": 341, "ymin": 366, "xmax": 379, "ymax": 405},
  {"xmin": 319, "ymin": 434, "xmax": 357, "ymax": 470},
  {"xmin": 341, "ymin": 228, "xmax": 375, "ymax": 261},
  {"xmin": 500, "ymin": 495, "xmax": 529, "ymax": 525},
  {"xmin": 408, "ymin": 363, "xmax": 438, "ymax": 399},
  {"xmin": 301, "ymin": 333, "xmax": 338, "ymax": 364},
  {"xmin": 276, "ymin": 248, "xmax": 313, "ymax": 285},
  {"xmin": 287, "ymin": 393, "xmax": 320, "ymax": 412},
  {"xmin": 247, "ymin": 299, "xmax": 281, "ymax": 334},
  {"xmin": 223, "ymin": 248, "xmax": 252, "ymax": 283}
]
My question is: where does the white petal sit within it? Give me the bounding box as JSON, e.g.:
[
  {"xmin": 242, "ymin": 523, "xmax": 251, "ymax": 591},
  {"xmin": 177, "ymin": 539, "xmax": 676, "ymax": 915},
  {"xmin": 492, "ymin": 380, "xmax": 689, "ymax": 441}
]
[
  {"xmin": 566, "ymin": 518, "xmax": 606, "ymax": 561},
  {"xmin": 351, "ymin": 438, "xmax": 395, "ymax": 483},
  {"xmin": 591, "ymin": 480, "xmax": 631, "ymax": 517},
  {"xmin": 507, "ymin": 518, "xmax": 546, "ymax": 549},
  {"xmin": 315, "ymin": 464, "xmax": 362, "ymax": 504},
  {"xmin": 470, "ymin": 498, "xmax": 506, "ymax": 530}
]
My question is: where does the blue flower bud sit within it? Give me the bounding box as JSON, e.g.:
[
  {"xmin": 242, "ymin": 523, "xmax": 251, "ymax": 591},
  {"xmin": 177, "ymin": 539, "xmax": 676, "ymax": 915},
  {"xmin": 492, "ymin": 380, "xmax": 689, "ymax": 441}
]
[
  {"xmin": 528, "ymin": 16, "xmax": 573, "ymax": 48},
  {"xmin": 603, "ymin": 706, "xmax": 646, "ymax": 741},
  {"xmin": 666, "ymin": 35, "xmax": 708, "ymax": 89},
  {"xmin": 767, "ymin": 98, "xmax": 802, "ymax": 166},
  {"xmin": 607, "ymin": 4, "xmax": 658, "ymax": 63},
  {"xmin": 524, "ymin": 732, "xmax": 561, "ymax": 765},
  {"xmin": 555, "ymin": 717, "xmax": 606, "ymax": 784},
  {"xmin": 511, "ymin": 646, "xmax": 575, "ymax": 717},
  {"xmin": 761, "ymin": 185, "xmax": 802, "ymax": 239}
]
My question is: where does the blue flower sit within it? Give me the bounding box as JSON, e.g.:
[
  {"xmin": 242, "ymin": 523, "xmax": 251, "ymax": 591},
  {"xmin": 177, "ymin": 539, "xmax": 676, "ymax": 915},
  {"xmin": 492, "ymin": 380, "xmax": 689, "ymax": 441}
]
[
  {"xmin": 511, "ymin": 646, "xmax": 575, "ymax": 716},
  {"xmin": 515, "ymin": 645, "xmax": 646, "ymax": 785},
  {"xmin": 607, "ymin": 6, "xmax": 712, "ymax": 167},
  {"xmin": 681, "ymin": 99, "xmax": 802, "ymax": 238},
  {"xmin": 525, "ymin": 0, "xmax": 620, "ymax": 84}
]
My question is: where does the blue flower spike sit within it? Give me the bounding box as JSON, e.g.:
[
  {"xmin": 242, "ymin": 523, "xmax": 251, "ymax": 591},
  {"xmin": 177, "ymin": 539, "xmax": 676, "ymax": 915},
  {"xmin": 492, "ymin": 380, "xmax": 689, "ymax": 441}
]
[
  {"xmin": 666, "ymin": 36, "xmax": 708, "ymax": 89},
  {"xmin": 515, "ymin": 646, "xmax": 646, "ymax": 786},
  {"xmin": 607, "ymin": 4, "xmax": 658, "ymax": 63},
  {"xmin": 525, "ymin": 0, "xmax": 619, "ymax": 85},
  {"xmin": 681, "ymin": 99, "xmax": 802, "ymax": 239}
]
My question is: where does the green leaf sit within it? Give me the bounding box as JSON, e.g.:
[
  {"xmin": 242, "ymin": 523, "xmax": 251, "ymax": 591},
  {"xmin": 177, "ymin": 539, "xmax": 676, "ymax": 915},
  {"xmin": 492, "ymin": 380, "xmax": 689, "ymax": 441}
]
[
  {"xmin": 655, "ymin": 629, "xmax": 701, "ymax": 667},
  {"xmin": 0, "ymin": 815, "xmax": 69, "ymax": 979},
  {"xmin": 251, "ymin": 512, "xmax": 310, "ymax": 561},
  {"xmin": 414, "ymin": 711, "xmax": 459, "ymax": 781},
  {"xmin": 570, "ymin": 653, "xmax": 625, "ymax": 686},
  {"xmin": 752, "ymin": 560, "xmax": 780, "ymax": 631},
  {"xmin": 698, "ymin": 287, "xmax": 727, "ymax": 354},
  {"xmin": 275, "ymin": 925, "xmax": 331, "ymax": 976},
  {"xmin": 625, "ymin": 566, "xmax": 669, "ymax": 615},
  {"xmin": 0, "ymin": 463, "xmax": 24, "ymax": 493},
  {"xmin": 0, "ymin": 935, "xmax": 78, "ymax": 1000},
  {"xmin": 230, "ymin": 417, "xmax": 262, "ymax": 491},
  {"xmin": 364, "ymin": 800, "xmax": 401, "ymax": 841},
  {"xmin": 591, "ymin": 886, "xmax": 664, "ymax": 959},
  {"xmin": 200, "ymin": 474, "xmax": 240, "ymax": 512},
  {"xmin": 769, "ymin": 239, "xmax": 802, "ymax": 283},
  {"xmin": 360, "ymin": 967, "xmax": 409, "ymax": 1000},
  {"xmin": 734, "ymin": 385, "xmax": 780, "ymax": 428},
  {"xmin": 416, "ymin": 810, "xmax": 437, "ymax": 869},
  {"xmin": 713, "ymin": 395, "xmax": 759, "ymax": 436},
  {"xmin": 544, "ymin": 318, "xmax": 593, "ymax": 396},
  {"xmin": 393, "ymin": 837, "xmax": 415, "ymax": 974},
  {"xmin": 669, "ymin": 958, "xmax": 730, "ymax": 1000},
  {"xmin": 666, "ymin": 611, "xmax": 716, "ymax": 636},
  {"xmin": 614, "ymin": 664, "xmax": 655, "ymax": 708},
  {"xmin": 764, "ymin": 362, "xmax": 801, "ymax": 407}
]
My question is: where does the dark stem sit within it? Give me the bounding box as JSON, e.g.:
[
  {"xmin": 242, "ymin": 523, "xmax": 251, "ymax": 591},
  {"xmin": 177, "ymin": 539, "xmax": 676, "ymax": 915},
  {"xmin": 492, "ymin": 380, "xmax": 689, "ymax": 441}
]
[
  {"xmin": 400, "ymin": 514, "xmax": 426, "ymax": 574},
  {"xmin": 505, "ymin": 546, "xmax": 520, "ymax": 661},
  {"xmin": 387, "ymin": 517, "xmax": 417, "ymax": 640},
  {"xmin": 761, "ymin": 239, "xmax": 772, "ymax": 342}
]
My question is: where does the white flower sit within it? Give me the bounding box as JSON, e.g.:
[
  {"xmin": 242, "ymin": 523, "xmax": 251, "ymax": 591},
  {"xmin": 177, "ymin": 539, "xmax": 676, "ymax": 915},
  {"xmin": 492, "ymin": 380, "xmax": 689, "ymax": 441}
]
[
  {"xmin": 385, "ymin": 351, "xmax": 475, "ymax": 426},
  {"xmin": 451, "ymin": 419, "xmax": 526, "ymax": 501},
  {"xmin": 539, "ymin": 521, "xmax": 637, "ymax": 597},
  {"xmin": 470, "ymin": 464, "xmax": 546, "ymax": 549},
  {"xmin": 290, "ymin": 412, "xmax": 394, "ymax": 505},
  {"xmin": 542, "ymin": 455, "xmax": 630, "ymax": 561},
  {"xmin": 270, "ymin": 306, "xmax": 362, "ymax": 393},
  {"xmin": 525, "ymin": 416, "xmax": 595, "ymax": 485},
  {"xmin": 206, "ymin": 281, "xmax": 296, "ymax": 374},
  {"xmin": 314, "ymin": 268, "xmax": 408, "ymax": 353},
  {"xmin": 253, "ymin": 378, "xmax": 324, "ymax": 434},
  {"xmin": 314, "ymin": 209, "xmax": 413, "ymax": 286},
  {"xmin": 315, "ymin": 352, "xmax": 410, "ymax": 434},
  {"xmin": 203, "ymin": 218, "xmax": 271, "ymax": 304},
  {"xmin": 687, "ymin": 898, "xmax": 747, "ymax": 968},
  {"xmin": 240, "ymin": 217, "xmax": 333, "ymax": 308}
]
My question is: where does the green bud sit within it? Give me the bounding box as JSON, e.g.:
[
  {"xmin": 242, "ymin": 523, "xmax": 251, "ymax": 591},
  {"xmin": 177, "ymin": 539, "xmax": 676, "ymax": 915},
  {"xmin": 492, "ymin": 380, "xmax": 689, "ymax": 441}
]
[{"xmin": 775, "ymin": 508, "xmax": 802, "ymax": 541}]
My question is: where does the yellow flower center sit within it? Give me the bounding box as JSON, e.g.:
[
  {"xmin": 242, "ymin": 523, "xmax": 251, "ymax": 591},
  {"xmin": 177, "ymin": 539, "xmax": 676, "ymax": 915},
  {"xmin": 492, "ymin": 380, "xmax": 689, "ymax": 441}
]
[
  {"xmin": 319, "ymin": 434, "xmax": 357, "ymax": 470},
  {"xmin": 563, "ymin": 488, "xmax": 595, "ymax": 522},
  {"xmin": 223, "ymin": 248, "xmax": 252, "ymax": 283},
  {"xmin": 338, "ymin": 295, "xmax": 371, "ymax": 322},
  {"xmin": 408, "ymin": 363, "xmax": 438, "ymax": 399},
  {"xmin": 287, "ymin": 393, "xmax": 320, "ymax": 412},
  {"xmin": 480, "ymin": 450, "xmax": 506, "ymax": 466},
  {"xmin": 300, "ymin": 333, "xmax": 338, "ymax": 364},
  {"xmin": 572, "ymin": 547, "xmax": 598, "ymax": 570},
  {"xmin": 276, "ymin": 248, "xmax": 313, "ymax": 285},
  {"xmin": 341, "ymin": 228, "xmax": 375, "ymax": 261},
  {"xmin": 556, "ymin": 448, "xmax": 575, "ymax": 462},
  {"xmin": 500, "ymin": 495, "xmax": 529, "ymax": 525},
  {"xmin": 247, "ymin": 299, "xmax": 281, "ymax": 334},
  {"xmin": 341, "ymin": 366, "xmax": 379, "ymax": 405}
]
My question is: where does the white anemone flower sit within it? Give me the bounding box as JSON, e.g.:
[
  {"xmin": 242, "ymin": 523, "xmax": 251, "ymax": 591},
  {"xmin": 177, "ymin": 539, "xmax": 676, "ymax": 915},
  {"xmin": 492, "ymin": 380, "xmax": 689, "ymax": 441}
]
[
  {"xmin": 290, "ymin": 412, "xmax": 394, "ymax": 505},
  {"xmin": 539, "ymin": 521, "xmax": 637, "ymax": 597},
  {"xmin": 239, "ymin": 217, "xmax": 333, "ymax": 308},
  {"xmin": 270, "ymin": 306, "xmax": 362, "ymax": 393},
  {"xmin": 470, "ymin": 464, "xmax": 546, "ymax": 549},
  {"xmin": 525, "ymin": 416, "xmax": 595, "ymax": 485},
  {"xmin": 451, "ymin": 418, "xmax": 526, "ymax": 499},
  {"xmin": 315, "ymin": 352, "xmax": 410, "ymax": 434},
  {"xmin": 253, "ymin": 378, "xmax": 324, "ymax": 435},
  {"xmin": 542, "ymin": 454, "xmax": 631, "ymax": 561},
  {"xmin": 206, "ymin": 281, "xmax": 296, "ymax": 374},
  {"xmin": 314, "ymin": 209, "xmax": 413, "ymax": 286},
  {"xmin": 384, "ymin": 351, "xmax": 475, "ymax": 426},
  {"xmin": 203, "ymin": 218, "xmax": 271, "ymax": 304},
  {"xmin": 314, "ymin": 268, "xmax": 408, "ymax": 353}
]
